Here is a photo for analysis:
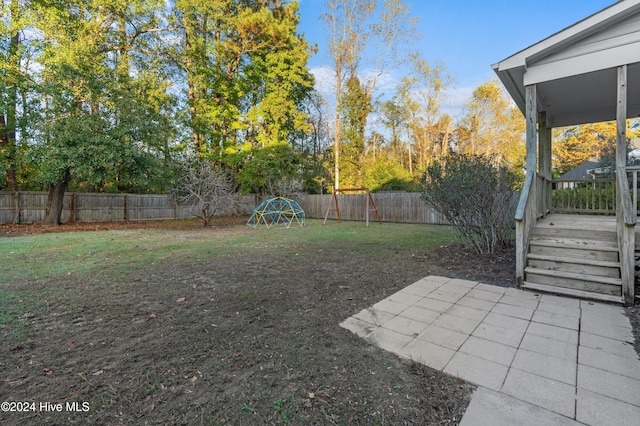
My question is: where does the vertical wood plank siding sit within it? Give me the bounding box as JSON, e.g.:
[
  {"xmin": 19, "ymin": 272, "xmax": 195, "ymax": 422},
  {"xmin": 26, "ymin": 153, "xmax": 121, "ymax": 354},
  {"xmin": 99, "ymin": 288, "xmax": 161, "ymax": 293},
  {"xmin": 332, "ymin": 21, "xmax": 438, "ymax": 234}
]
[{"xmin": 0, "ymin": 192, "xmax": 448, "ymax": 225}]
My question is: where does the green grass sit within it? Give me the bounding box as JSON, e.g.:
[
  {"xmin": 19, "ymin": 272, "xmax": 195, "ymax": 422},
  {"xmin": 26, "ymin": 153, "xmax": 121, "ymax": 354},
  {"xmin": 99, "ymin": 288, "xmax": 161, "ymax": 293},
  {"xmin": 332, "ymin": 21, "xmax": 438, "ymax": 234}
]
[
  {"xmin": 0, "ymin": 219, "xmax": 456, "ymax": 328},
  {"xmin": 0, "ymin": 220, "xmax": 454, "ymax": 285}
]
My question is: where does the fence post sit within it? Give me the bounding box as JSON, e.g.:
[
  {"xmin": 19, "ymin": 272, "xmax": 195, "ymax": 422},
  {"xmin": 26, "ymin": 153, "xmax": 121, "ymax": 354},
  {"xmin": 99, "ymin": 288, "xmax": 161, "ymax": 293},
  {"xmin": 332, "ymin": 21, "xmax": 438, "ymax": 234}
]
[
  {"xmin": 124, "ymin": 194, "xmax": 128, "ymax": 222},
  {"xmin": 12, "ymin": 191, "xmax": 20, "ymax": 224}
]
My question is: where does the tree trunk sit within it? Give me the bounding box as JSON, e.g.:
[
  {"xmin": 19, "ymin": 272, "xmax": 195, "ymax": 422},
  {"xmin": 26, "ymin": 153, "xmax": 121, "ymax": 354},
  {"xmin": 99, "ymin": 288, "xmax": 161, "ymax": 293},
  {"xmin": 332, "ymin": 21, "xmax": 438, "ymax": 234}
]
[
  {"xmin": 0, "ymin": 115, "xmax": 17, "ymax": 190},
  {"xmin": 42, "ymin": 171, "xmax": 71, "ymax": 225}
]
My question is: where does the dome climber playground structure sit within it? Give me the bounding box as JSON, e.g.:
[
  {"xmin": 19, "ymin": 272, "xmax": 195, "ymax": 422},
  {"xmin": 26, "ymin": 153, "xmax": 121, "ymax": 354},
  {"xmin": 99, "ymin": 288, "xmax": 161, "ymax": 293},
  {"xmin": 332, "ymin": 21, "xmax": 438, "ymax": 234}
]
[{"xmin": 246, "ymin": 197, "xmax": 305, "ymax": 229}]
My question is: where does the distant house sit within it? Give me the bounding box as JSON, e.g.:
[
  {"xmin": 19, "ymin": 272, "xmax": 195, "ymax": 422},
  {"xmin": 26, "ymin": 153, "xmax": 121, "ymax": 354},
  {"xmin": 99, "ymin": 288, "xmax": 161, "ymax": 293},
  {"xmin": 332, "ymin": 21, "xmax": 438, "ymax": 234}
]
[{"xmin": 556, "ymin": 137, "xmax": 640, "ymax": 188}]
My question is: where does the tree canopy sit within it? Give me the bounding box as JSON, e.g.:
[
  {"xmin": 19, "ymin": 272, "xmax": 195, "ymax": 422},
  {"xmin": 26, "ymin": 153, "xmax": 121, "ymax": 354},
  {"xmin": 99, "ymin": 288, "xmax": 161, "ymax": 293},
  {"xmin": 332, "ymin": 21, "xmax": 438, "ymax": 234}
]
[{"xmin": 2, "ymin": 0, "xmax": 632, "ymax": 225}]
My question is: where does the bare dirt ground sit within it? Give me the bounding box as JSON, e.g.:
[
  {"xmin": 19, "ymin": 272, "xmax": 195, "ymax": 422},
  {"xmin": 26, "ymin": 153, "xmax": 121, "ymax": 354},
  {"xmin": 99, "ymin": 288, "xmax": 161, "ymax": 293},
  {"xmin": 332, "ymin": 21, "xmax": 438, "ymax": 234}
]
[{"xmin": 0, "ymin": 220, "xmax": 637, "ymax": 426}]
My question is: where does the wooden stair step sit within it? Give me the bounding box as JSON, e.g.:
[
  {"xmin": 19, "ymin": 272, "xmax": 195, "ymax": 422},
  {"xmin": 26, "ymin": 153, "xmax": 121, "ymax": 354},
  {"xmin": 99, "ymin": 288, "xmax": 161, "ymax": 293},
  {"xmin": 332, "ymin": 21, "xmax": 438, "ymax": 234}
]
[
  {"xmin": 526, "ymin": 253, "xmax": 620, "ymax": 269},
  {"xmin": 524, "ymin": 267, "xmax": 622, "ymax": 286},
  {"xmin": 529, "ymin": 238, "xmax": 618, "ymax": 252},
  {"xmin": 531, "ymin": 227, "xmax": 617, "ymax": 242},
  {"xmin": 522, "ymin": 282, "xmax": 625, "ymax": 304},
  {"xmin": 522, "ymin": 281, "xmax": 624, "ymax": 304}
]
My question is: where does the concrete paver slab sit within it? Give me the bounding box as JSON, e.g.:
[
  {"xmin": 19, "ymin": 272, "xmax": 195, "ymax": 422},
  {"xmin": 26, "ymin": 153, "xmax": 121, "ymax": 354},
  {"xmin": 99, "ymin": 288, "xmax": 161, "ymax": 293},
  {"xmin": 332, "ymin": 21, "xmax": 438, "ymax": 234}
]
[
  {"xmin": 579, "ymin": 332, "xmax": 639, "ymax": 360},
  {"xmin": 447, "ymin": 304, "xmax": 490, "ymax": 322},
  {"xmin": 467, "ymin": 288, "xmax": 504, "ymax": 303},
  {"xmin": 365, "ymin": 327, "xmax": 413, "ymax": 353},
  {"xmin": 472, "ymin": 322, "xmax": 525, "ymax": 348},
  {"xmin": 576, "ymin": 388, "xmax": 640, "ymax": 426},
  {"xmin": 539, "ymin": 293, "xmax": 581, "ymax": 309},
  {"xmin": 537, "ymin": 300, "xmax": 581, "ymax": 318},
  {"xmin": 579, "ymin": 345, "xmax": 640, "ymax": 380},
  {"xmin": 581, "ymin": 318, "xmax": 634, "ymax": 342},
  {"xmin": 502, "ymin": 368, "xmax": 576, "ymax": 418},
  {"xmin": 580, "ymin": 307, "xmax": 632, "ymax": 329},
  {"xmin": 482, "ymin": 312, "xmax": 530, "ymax": 334},
  {"xmin": 401, "ymin": 338, "xmax": 456, "ymax": 370},
  {"xmin": 519, "ymin": 333, "xmax": 577, "ymax": 362},
  {"xmin": 398, "ymin": 305, "xmax": 442, "ymax": 324},
  {"xmin": 457, "ymin": 294, "xmax": 497, "ymax": 311},
  {"xmin": 526, "ymin": 321, "xmax": 578, "ymax": 344},
  {"xmin": 459, "ymin": 336, "xmax": 517, "ymax": 366},
  {"xmin": 443, "ymin": 351, "xmax": 508, "ymax": 391},
  {"xmin": 497, "ymin": 294, "xmax": 540, "ymax": 309},
  {"xmin": 459, "ymin": 387, "xmax": 582, "ymax": 426},
  {"xmin": 577, "ymin": 363, "xmax": 640, "ymax": 407},
  {"xmin": 414, "ymin": 297, "xmax": 453, "ymax": 313},
  {"xmin": 427, "ymin": 290, "xmax": 465, "ymax": 303},
  {"xmin": 512, "ymin": 348, "xmax": 577, "ymax": 385},
  {"xmin": 431, "ymin": 312, "xmax": 481, "ymax": 335},
  {"xmin": 381, "ymin": 315, "xmax": 430, "ymax": 337},
  {"xmin": 416, "ymin": 324, "xmax": 470, "ymax": 350},
  {"xmin": 388, "ymin": 291, "xmax": 422, "ymax": 306},
  {"xmin": 491, "ymin": 302, "xmax": 535, "ymax": 320},
  {"xmin": 531, "ymin": 310, "xmax": 580, "ymax": 330}
]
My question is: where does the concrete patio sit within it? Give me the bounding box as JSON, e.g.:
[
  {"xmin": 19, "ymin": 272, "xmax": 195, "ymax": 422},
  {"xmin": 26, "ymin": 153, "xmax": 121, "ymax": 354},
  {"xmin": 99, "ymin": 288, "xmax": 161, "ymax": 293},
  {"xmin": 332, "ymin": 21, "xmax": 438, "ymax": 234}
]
[{"xmin": 340, "ymin": 276, "xmax": 640, "ymax": 426}]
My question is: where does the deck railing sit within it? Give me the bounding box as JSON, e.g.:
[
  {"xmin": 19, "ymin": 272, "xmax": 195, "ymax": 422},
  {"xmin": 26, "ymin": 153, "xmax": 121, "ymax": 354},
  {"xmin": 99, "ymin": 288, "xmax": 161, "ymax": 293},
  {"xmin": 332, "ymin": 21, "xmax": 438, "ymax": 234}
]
[{"xmin": 551, "ymin": 167, "xmax": 640, "ymax": 216}]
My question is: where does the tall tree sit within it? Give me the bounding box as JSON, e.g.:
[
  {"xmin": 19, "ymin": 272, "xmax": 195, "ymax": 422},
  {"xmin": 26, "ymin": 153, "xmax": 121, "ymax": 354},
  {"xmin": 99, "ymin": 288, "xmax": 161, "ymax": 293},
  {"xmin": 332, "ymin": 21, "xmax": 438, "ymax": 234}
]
[
  {"xmin": 339, "ymin": 75, "xmax": 371, "ymax": 187},
  {"xmin": 322, "ymin": 0, "xmax": 417, "ymax": 190},
  {"xmin": 31, "ymin": 0, "xmax": 172, "ymax": 224},
  {"xmin": 168, "ymin": 0, "xmax": 313, "ymax": 160},
  {"xmin": 0, "ymin": 0, "xmax": 26, "ymax": 190},
  {"xmin": 456, "ymin": 80, "xmax": 525, "ymax": 172}
]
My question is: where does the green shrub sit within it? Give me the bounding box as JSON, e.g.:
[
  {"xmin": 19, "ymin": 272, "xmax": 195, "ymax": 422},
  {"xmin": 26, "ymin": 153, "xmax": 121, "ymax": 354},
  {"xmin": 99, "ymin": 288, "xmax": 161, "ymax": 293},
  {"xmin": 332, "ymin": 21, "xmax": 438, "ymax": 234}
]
[{"xmin": 422, "ymin": 153, "xmax": 518, "ymax": 254}]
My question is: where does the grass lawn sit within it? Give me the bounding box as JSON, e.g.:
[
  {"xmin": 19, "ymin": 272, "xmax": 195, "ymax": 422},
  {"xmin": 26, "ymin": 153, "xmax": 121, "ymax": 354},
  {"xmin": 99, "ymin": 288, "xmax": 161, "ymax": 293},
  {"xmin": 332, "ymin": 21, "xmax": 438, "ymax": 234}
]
[{"xmin": 0, "ymin": 219, "xmax": 475, "ymax": 425}]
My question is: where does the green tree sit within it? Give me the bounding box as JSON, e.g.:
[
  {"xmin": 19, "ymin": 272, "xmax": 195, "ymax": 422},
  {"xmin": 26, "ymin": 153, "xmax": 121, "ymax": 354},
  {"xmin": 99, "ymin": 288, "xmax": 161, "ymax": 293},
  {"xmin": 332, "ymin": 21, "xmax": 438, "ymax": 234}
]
[
  {"xmin": 339, "ymin": 75, "xmax": 371, "ymax": 188},
  {"xmin": 322, "ymin": 0, "xmax": 417, "ymax": 190},
  {"xmin": 168, "ymin": 0, "xmax": 314, "ymax": 160},
  {"xmin": 456, "ymin": 80, "xmax": 525, "ymax": 175},
  {"xmin": 236, "ymin": 142, "xmax": 301, "ymax": 195},
  {"xmin": 30, "ymin": 0, "xmax": 173, "ymax": 224}
]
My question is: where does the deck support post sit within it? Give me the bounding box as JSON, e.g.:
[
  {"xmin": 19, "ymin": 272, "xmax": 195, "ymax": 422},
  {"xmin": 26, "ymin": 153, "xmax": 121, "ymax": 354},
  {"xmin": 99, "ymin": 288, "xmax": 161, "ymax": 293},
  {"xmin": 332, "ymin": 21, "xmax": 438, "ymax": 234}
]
[
  {"xmin": 538, "ymin": 112, "xmax": 552, "ymax": 216},
  {"xmin": 515, "ymin": 84, "xmax": 538, "ymax": 286},
  {"xmin": 616, "ymin": 65, "xmax": 635, "ymax": 305}
]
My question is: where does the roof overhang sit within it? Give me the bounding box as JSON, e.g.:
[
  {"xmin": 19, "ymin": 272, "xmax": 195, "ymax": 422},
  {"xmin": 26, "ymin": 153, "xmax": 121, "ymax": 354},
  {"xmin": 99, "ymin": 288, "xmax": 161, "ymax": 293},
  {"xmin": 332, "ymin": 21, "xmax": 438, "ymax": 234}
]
[{"xmin": 493, "ymin": 0, "xmax": 640, "ymax": 127}]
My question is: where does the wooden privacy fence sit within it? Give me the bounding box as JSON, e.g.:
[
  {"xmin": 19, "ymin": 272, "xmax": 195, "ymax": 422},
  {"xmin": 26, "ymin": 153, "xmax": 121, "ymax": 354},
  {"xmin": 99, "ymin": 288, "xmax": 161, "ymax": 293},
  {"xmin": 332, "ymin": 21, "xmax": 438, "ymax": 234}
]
[
  {"xmin": 0, "ymin": 191, "xmax": 449, "ymax": 225},
  {"xmin": 0, "ymin": 192, "xmax": 258, "ymax": 224},
  {"xmin": 300, "ymin": 192, "xmax": 449, "ymax": 225}
]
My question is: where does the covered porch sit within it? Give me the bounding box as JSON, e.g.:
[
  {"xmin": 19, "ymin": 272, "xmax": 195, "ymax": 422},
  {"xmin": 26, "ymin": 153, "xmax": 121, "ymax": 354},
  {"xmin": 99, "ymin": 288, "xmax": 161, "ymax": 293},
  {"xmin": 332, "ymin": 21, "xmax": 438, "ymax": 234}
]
[{"xmin": 493, "ymin": 0, "xmax": 640, "ymax": 304}]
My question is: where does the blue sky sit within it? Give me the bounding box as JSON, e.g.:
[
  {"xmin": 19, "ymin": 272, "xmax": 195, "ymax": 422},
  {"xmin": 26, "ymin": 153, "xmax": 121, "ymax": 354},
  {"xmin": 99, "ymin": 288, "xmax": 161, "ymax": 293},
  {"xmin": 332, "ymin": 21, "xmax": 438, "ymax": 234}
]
[{"xmin": 297, "ymin": 0, "xmax": 615, "ymax": 118}]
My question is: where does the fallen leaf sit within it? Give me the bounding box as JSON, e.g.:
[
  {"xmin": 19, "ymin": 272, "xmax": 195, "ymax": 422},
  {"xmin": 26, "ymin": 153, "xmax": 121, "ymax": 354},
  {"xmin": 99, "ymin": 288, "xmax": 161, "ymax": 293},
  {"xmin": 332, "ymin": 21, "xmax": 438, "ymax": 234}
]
[
  {"xmin": 190, "ymin": 376, "xmax": 197, "ymax": 383},
  {"xmin": 70, "ymin": 341, "xmax": 76, "ymax": 347},
  {"xmin": 91, "ymin": 369, "xmax": 104, "ymax": 376},
  {"xmin": 176, "ymin": 297, "xmax": 186, "ymax": 303},
  {"xmin": 234, "ymin": 349, "xmax": 243, "ymax": 357},
  {"xmin": 149, "ymin": 313, "xmax": 156, "ymax": 319},
  {"xmin": 149, "ymin": 402, "xmax": 155, "ymax": 412},
  {"xmin": 44, "ymin": 368, "xmax": 54, "ymax": 376},
  {"xmin": 192, "ymin": 284, "xmax": 197, "ymax": 289}
]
